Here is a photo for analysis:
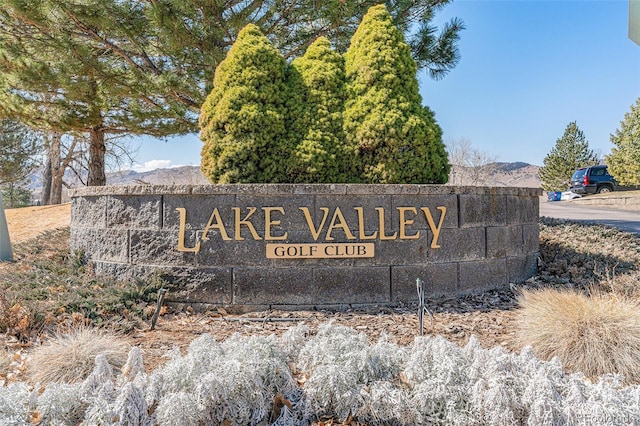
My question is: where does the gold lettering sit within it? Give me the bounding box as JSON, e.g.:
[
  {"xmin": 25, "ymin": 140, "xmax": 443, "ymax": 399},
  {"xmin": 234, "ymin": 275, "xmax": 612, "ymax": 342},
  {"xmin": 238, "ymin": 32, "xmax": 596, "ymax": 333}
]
[
  {"xmin": 266, "ymin": 243, "xmax": 374, "ymax": 259},
  {"xmin": 263, "ymin": 207, "xmax": 288, "ymax": 240},
  {"xmin": 325, "ymin": 207, "xmax": 356, "ymax": 241},
  {"xmin": 175, "ymin": 208, "xmax": 201, "ymax": 252},
  {"xmin": 299, "ymin": 207, "xmax": 330, "ymax": 241},
  {"xmin": 201, "ymin": 208, "xmax": 231, "ymax": 241},
  {"xmin": 376, "ymin": 207, "xmax": 397, "ymax": 240},
  {"xmin": 421, "ymin": 206, "xmax": 447, "ymax": 248},
  {"xmin": 354, "ymin": 207, "xmax": 378, "ymax": 240},
  {"xmin": 397, "ymin": 207, "xmax": 420, "ymax": 240},
  {"xmin": 232, "ymin": 207, "xmax": 262, "ymax": 241}
]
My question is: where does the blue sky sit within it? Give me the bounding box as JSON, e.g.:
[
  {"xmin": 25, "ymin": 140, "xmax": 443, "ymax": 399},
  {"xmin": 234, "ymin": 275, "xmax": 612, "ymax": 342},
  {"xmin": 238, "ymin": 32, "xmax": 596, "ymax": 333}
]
[{"xmin": 131, "ymin": 0, "xmax": 640, "ymax": 172}]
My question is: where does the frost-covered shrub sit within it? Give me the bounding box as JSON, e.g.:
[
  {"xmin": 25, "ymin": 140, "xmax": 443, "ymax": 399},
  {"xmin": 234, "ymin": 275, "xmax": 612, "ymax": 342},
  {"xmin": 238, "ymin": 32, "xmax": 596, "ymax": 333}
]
[
  {"xmin": 406, "ymin": 336, "xmax": 473, "ymax": 425},
  {"xmin": 151, "ymin": 333, "xmax": 296, "ymax": 425},
  {"xmin": 297, "ymin": 323, "xmax": 406, "ymax": 422},
  {"xmin": 276, "ymin": 323, "xmax": 310, "ymax": 363},
  {"xmin": 0, "ymin": 382, "xmax": 31, "ymax": 422},
  {"xmin": 4, "ymin": 323, "xmax": 640, "ymax": 425}
]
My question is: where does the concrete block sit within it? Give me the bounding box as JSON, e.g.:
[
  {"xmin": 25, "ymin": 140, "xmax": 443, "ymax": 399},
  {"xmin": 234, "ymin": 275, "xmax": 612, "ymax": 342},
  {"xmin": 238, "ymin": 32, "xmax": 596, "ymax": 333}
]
[
  {"xmin": 71, "ymin": 228, "xmax": 129, "ymax": 262},
  {"xmin": 391, "ymin": 263, "xmax": 458, "ymax": 302},
  {"xmin": 106, "ymin": 195, "xmax": 162, "ymax": 229},
  {"xmin": 313, "ymin": 195, "xmax": 393, "ymax": 233},
  {"xmin": 233, "ymin": 267, "xmax": 314, "ymax": 304},
  {"xmin": 72, "ymin": 196, "xmax": 106, "ymax": 228},
  {"xmin": 459, "ymin": 194, "xmax": 506, "ymax": 227},
  {"xmin": 156, "ymin": 267, "xmax": 232, "ymax": 304},
  {"xmin": 390, "ymin": 194, "xmax": 458, "ymax": 229},
  {"xmin": 523, "ymin": 223, "xmax": 540, "ymax": 253},
  {"xmin": 486, "ymin": 225, "xmax": 524, "ymax": 258},
  {"xmin": 196, "ymin": 234, "xmax": 271, "ymax": 267},
  {"xmin": 507, "ymin": 254, "xmax": 538, "ymax": 283},
  {"xmin": 426, "ymin": 227, "xmax": 486, "ymax": 262},
  {"xmin": 376, "ymin": 237, "xmax": 431, "ymax": 265},
  {"xmin": 459, "ymin": 258, "xmax": 508, "ymax": 293},
  {"xmin": 130, "ymin": 230, "xmax": 196, "ymax": 266},
  {"xmin": 235, "ymin": 193, "xmax": 316, "ymax": 233},
  {"xmin": 506, "ymin": 195, "xmax": 539, "ymax": 225},
  {"xmin": 163, "ymin": 194, "xmax": 236, "ymax": 230},
  {"xmin": 313, "ymin": 266, "xmax": 390, "ymax": 304}
]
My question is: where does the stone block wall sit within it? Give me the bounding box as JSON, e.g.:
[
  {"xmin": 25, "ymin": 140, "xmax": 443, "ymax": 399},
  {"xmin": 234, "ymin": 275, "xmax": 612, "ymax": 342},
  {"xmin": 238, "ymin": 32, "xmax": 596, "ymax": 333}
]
[{"xmin": 70, "ymin": 184, "xmax": 541, "ymax": 312}]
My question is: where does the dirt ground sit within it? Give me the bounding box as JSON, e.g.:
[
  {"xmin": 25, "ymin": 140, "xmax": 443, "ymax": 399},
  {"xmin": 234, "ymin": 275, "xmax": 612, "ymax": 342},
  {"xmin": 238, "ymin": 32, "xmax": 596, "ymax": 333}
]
[
  {"xmin": 1, "ymin": 203, "xmax": 523, "ymax": 372},
  {"xmin": 3, "ymin": 204, "xmax": 71, "ymax": 243}
]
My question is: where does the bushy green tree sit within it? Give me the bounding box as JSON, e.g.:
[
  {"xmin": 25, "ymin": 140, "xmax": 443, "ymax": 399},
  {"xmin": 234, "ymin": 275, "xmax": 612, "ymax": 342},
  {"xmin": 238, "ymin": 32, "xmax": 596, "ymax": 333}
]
[
  {"xmin": 199, "ymin": 25, "xmax": 289, "ymax": 183},
  {"xmin": 1, "ymin": 184, "xmax": 32, "ymax": 208},
  {"xmin": 343, "ymin": 5, "xmax": 449, "ymax": 184},
  {"xmin": 287, "ymin": 37, "xmax": 353, "ymax": 183},
  {"xmin": 606, "ymin": 98, "xmax": 640, "ymax": 186},
  {"xmin": 0, "ymin": 119, "xmax": 39, "ymax": 208},
  {"xmin": 539, "ymin": 122, "xmax": 598, "ymax": 191},
  {"xmin": 0, "ymin": 119, "xmax": 40, "ymax": 187}
]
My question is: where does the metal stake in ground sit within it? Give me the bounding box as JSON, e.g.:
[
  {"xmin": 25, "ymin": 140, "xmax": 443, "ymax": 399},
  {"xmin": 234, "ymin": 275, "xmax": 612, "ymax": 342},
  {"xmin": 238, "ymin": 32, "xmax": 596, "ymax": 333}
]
[
  {"xmin": 0, "ymin": 192, "xmax": 13, "ymax": 262},
  {"xmin": 416, "ymin": 278, "xmax": 434, "ymax": 336},
  {"xmin": 150, "ymin": 288, "xmax": 167, "ymax": 330}
]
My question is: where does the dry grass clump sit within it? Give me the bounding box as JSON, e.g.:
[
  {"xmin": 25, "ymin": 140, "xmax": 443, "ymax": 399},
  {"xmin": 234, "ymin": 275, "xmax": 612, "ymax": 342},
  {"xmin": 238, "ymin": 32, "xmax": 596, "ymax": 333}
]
[
  {"xmin": 516, "ymin": 288, "xmax": 640, "ymax": 384},
  {"xmin": 27, "ymin": 327, "xmax": 130, "ymax": 385},
  {"xmin": 596, "ymin": 268, "xmax": 640, "ymax": 298}
]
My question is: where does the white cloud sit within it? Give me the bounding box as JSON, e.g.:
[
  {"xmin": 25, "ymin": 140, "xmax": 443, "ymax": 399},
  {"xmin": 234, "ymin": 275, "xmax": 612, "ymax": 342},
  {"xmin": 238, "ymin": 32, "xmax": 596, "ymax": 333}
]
[{"xmin": 132, "ymin": 160, "xmax": 175, "ymax": 173}]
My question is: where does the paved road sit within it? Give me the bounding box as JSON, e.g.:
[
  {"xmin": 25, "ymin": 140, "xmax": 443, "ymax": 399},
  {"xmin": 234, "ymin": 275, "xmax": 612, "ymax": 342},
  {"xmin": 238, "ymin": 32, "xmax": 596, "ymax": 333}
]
[{"xmin": 539, "ymin": 200, "xmax": 640, "ymax": 235}]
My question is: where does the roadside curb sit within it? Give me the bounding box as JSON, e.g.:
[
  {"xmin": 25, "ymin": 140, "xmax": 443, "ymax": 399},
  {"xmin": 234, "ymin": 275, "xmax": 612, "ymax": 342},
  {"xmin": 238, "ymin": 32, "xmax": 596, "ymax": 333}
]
[{"xmin": 570, "ymin": 195, "xmax": 640, "ymax": 211}]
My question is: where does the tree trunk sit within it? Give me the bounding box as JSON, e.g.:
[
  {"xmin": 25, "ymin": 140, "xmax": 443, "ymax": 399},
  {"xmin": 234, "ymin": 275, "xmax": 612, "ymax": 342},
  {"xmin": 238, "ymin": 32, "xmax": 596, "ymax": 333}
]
[
  {"xmin": 49, "ymin": 133, "xmax": 63, "ymax": 204},
  {"xmin": 87, "ymin": 128, "xmax": 106, "ymax": 186},
  {"xmin": 41, "ymin": 151, "xmax": 52, "ymax": 206}
]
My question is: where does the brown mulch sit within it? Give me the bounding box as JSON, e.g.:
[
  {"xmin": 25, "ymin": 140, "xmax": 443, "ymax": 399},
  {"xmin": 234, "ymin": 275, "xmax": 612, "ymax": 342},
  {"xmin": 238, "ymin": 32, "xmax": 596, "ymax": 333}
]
[{"xmin": 131, "ymin": 286, "xmax": 527, "ymax": 371}]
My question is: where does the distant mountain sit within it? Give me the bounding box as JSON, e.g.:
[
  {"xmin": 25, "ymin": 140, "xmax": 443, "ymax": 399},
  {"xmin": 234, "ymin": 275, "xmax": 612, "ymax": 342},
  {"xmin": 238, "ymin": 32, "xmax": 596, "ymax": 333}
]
[
  {"xmin": 30, "ymin": 162, "xmax": 541, "ymax": 203},
  {"xmin": 448, "ymin": 162, "xmax": 541, "ymax": 188},
  {"xmin": 106, "ymin": 166, "xmax": 209, "ymax": 186},
  {"xmin": 493, "ymin": 162, "xmax": 532, "ymax": 173}
]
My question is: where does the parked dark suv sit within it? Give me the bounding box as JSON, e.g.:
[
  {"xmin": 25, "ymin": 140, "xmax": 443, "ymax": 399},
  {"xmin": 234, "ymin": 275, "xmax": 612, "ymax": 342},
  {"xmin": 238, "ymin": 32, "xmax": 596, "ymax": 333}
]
[{"xmin": 570, "ymin": 165, "xmax": 617, "ymax": 195}]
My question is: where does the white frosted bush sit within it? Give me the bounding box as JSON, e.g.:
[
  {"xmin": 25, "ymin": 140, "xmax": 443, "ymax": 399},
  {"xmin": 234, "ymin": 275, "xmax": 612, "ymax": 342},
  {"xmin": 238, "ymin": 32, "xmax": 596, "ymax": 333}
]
[
  {"xmin": 0, "ymin": 382, "xmax": 31, "ymax": 424},
  {"xmin": 152, "ymin": 334, "xmax": 223, "ymax": 395},
  {"xmin": 35, "ymin": 383, "xmax": 85, "ymax": 425},
  {"xmin": 154, "ymin": 391, "xmax": 201, "ymax": 426},
  {"xmin": 355, "ymin": 380, "xmax": 416, "ymax": 426},
  {"xmin": 81, "ymin": 354, "xmax": 116, "ymax": 397},
  {"xmin": 5, "ymin": 324, "xmax": 640, "ymax": 425},
  {"xmin": 405, "ymin": 335, "xmax": 473, "ymax": 424},
  {"xmin": 111, "ymin": 383, "xmax": 154, "ymax": 426},
  {"xmin": 297, "ymin": 323, "xmax": 394, "ymax": 421},
  {"xmin": 277, "ymin": 323, "xmax": 310, "ymax": 362},
  {"xmin": 152, "ymin": 333, "xmax": 296, "ymax": 425},
  {"xmin": 118, "ymin": 347, "xmax": 146, "ymax": 385}
]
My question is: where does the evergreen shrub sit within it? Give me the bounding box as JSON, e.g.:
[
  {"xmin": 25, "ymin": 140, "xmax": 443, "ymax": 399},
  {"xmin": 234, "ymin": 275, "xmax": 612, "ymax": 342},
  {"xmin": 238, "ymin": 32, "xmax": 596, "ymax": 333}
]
[
  {"xmin": 200, "ymin": 5, "xmax": 450, "ymax": 184},
  {"xmin": 200, "ymin": 24, "xmax": 289, "ymax": 183}
]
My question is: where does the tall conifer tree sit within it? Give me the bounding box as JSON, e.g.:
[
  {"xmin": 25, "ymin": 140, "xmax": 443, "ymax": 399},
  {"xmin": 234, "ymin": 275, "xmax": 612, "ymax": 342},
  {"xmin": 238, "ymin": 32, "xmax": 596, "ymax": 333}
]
[
  {"xmin": 0, "ymin": 1, "xmax": 191, "ymax": 186},
  {"xmin": 606, "ymin": 98, "xmax": 640, "ymax": 186},
  {"xmin": 539, "ymin": 122, "xmax": 598, "ymax": 191},
  {"xmin": 199, "ymin": 24, "xmax": 288, "ymax": 183},
  {"xmin": 343, "ymin": 5, "xmax": 449, "ymax": 184}
]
